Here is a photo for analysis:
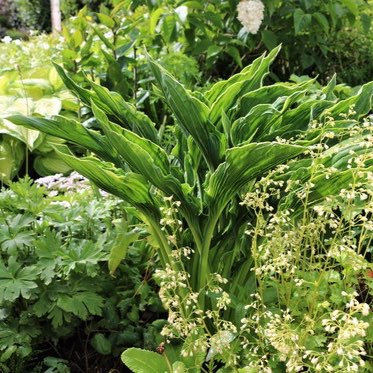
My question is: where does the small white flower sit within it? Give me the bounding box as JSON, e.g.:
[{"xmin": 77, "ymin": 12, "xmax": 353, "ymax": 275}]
[
  {"xmin": 237, "ymin": 0, "xmax": 265, "ymax": 34},
  {"xmin": 1, "ymin": 36, "xmax": 12, "ymax": 43}
]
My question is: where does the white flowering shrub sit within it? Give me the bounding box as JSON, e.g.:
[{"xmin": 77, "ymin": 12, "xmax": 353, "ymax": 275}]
[{"xmin": 237, "ymin": 0, "xmax": 265, "ymax": 34}]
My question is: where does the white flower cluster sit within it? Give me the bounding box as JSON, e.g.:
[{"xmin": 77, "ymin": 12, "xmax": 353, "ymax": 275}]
[
  {"xmin": 237, "ymin": 0, "xmax": 265, "ymax": 34},
  {"xmin": 35, "ymin": 172, "xmax": 90, "ymax": 195}
]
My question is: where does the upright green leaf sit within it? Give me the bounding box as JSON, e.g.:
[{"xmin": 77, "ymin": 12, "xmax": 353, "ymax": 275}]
[
  {"xmin": 52, "ymin": 63, "xmax": 94, "ymax": 105},
  {"xmin": 92, "ymin": 104, "xmax": 200, "ymax": 218},
  {"xmin": 294, "ymin": 9, "xmax": 312, "ymax": 34},
  {"xmin": 235, "ymin": 81, "xmax": 311, "ymax": 119},
  {"xmin": 206, "ymin": 142, "xmax": 306, "ymax": 217},
  {"xmin": 148, "ymin": 57, "xmax": 224, "ymax": 169},
  {"xmin": 108, "ymin": 219, "xmax": 140, "ymax": 276},
  {"xmin": 208, "ymin": 46, "xmax": 281, "ymax": 125},
  {"xmin": 89, "ymin": 81, "xmax": 159, "ymax": 142}
]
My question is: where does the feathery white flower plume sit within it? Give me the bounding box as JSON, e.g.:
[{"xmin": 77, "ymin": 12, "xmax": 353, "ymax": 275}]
[{"xmin": 237, "ymin": 0, "xmax": 265, "ymax": 34}]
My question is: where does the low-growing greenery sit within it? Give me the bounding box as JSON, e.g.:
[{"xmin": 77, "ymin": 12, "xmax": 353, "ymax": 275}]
[{"xmin": 0, "ymin": 176, "xmax": 164, "ymax": 372}]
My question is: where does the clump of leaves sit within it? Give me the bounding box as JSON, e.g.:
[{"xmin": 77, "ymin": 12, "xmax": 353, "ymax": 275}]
[
  {"xmin": 8, "ymin": 44, "xmax": 373, "ymax": 370},
  {"xmin": 0, "ymin": 177, "xmax": 163, "ymax": 370}
]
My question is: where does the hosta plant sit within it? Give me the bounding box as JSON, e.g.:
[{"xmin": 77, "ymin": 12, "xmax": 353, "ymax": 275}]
[{"xmin": 8, "ymin": 45, "xmax": 373, "ymax": 369}]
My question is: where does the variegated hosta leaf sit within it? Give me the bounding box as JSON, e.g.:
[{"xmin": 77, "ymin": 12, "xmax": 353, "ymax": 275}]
[
  {"xmin": 206, "ymin": 142, "xmax": 306, "ymax": 217},
  {"xmin": 7, "ymin": 115, "xmax": 118, "ymax": 165},
  {"xmin": 324, "ymin": 81, "xmax": 373, "ymax": 119},
  {"xmin": 92, "ymin": 103, "xmax": 201, "ymax": 216},
  {"xmin": 148, "ymin": 57, "xmax": 224, "ymax": 170},
  {"xmin": 56, "ymin": 152, "xmax": 156, "ymax": 210},
  {"xmin": 207, "ymin": 45, "xmax": 281, "ymax": 125},
  {"xmin": 0, "ymin": 136, "xmax": 24, "ymax": 183},
  {"xmin": 53, "ymin": 62, "xmax": 159, "ymax": 143},
  {"xmin": 0, "ymin": 97, "xmax": 43, "ymax": 150}
]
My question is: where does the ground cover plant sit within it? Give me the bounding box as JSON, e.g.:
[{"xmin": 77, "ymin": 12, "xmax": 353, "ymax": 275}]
[
  {"xmin": 8, "ymin": 44, "xmax": 373, "ymax": 371},
  {"xmin": 0, "ymin": 175, "xmax": 164, "ymax": 372}
]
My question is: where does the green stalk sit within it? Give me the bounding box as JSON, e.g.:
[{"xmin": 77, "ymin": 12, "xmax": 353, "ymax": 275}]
[
  {"xmin": 198, "ymin": 214, "xmax": 219, "ymax": 309},
  {"xmin": 145, "ymin": 217, "xmax": 173, "ymax": 269}
]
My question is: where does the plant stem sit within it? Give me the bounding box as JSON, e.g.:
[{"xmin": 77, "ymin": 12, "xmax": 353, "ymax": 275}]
[{"xmin": 198, "ymin": 214, "xmax": 219, "ymax": 309}]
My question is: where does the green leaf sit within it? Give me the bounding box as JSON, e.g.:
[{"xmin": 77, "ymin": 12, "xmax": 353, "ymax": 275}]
[
  {"xmin": 261, "ymin": 30, "xmax": 278, "ymax": 50},
  {"xmin": 91, "ymin": 333, "xmax": 112, "ymax": 355},
  {"xmin": 148, "ymin": 57, "xmax": 224, "ymax": 170},
  {"xmin": 57, "ymin": 153, "xmax": 150, "ymax": 201},
  {"xmin": 341, "ymin": 0, "xmax": 358, "ymax": 16},
  {"xmin": 88, "ymin": 81, "xmax": 159, "ymax": 143},
  {"xmin": 206, "ymin": 142, "xmax": 305, "ymax": 216},
  {"xmin": 294, "ymin": 9, "xmax": 312, "ymax": 34},
  {"xmin": 52, "ymin": 62, "xmax": 94, "ymax": 105},
  {"xmin": 360, "ymin": 13, "xmax": 372, "ymax": 33},
  {"xmin": 162, "ymin": 14, "xmax": 177, "ymax": 43},
  {"xmin": 121, "ymin": 348, "xmax": 170, "ymax": 373},
  {"xmin": 325, "ymin": 81, "xmax": 373, "ymax": 119},
  {"xmin": 0, "ymin": 136, "xmax": 24, "ymax": 184},
  {"xmin": 92, "ymin": 104, "xmax": 200, "ymax": 219},
  {"xmin": 92, "ymin": 26, "xmax": 115, "ymax": 50},
  {"xmin": 206, "ymin": 45, "xmax": 222, "ymax": 59},
  {"xmin": 313, "ymin": 12, "xmax": 329, "ymax": 33},
  {"xmin": 33, "ymin": 98, "xmax": 62, "ymax": 117},
  {"xmin": 0, "ymin": 258, "xmax": 38, "ymax": 302},
  {"xmin": 33, "ymin": 150, "xmax": 72, "ymax": 176},
  {"xmin": 6, "ymin": 115, "xmax": 118, "ymax": 164},
  {"xmin": 72, "ymin": 30, "xmax": 84, "ymax": 48},
  {"xmin": 208, "ymin": 46, "xmax": 281, "ymax": 125},
  {"xmin": 225, "ymin": 46, "xmax": 242, "ymax": 67},
  {"xmin": 108, "ymin": 219, "xmax": 140, "ymax": 276},
  {"xmin": 56, "ymin": 291, "xmax": 104, "ymax": 319},
  {"xmin": 235, "ymin": 81, "xmax": 311, "ymax": 119},
  {"xmin": 96, "ymin": 13, "xmax": 115, "ymax": 28},
  {"xmin": 150, "ymin": 8, "xmax": 164, "ymax": 35}
]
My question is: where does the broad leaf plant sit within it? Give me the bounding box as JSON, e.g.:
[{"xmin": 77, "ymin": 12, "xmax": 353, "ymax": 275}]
[{"xmin": 9, "ymin": 45, "xmax": 373, "ymax": 332}]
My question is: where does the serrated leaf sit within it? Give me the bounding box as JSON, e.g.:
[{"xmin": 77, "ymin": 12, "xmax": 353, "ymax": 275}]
[
  {"xmin": 0, "ymin": 259, "xmax": 39, "ymax": 302},
  {"xmin": 56, "ymin": 291, "xmax": 104, "ymax": 320}
]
